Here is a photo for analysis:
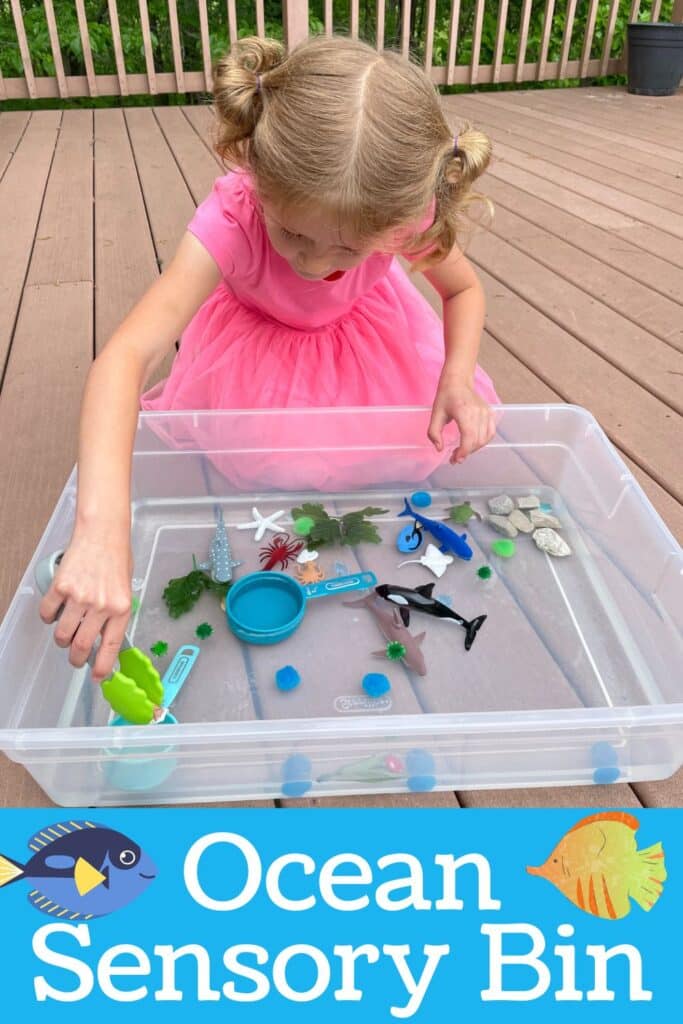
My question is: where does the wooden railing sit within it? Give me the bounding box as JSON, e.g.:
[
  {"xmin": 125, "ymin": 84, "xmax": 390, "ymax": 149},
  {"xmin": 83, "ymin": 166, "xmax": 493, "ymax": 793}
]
[{"xmin": 0, "ymin": 1, "xmax": 680, "ymax": 101}]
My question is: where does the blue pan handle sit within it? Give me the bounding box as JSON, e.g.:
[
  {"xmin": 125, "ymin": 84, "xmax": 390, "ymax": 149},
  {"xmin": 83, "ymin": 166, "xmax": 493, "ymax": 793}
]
[
  {"xmin": 161, "ymin": 644, "xmax": 200, "ymax": 708},
  {"xmin": 303, "ymin": 571, "xmax": 377, "ymax": 601}
]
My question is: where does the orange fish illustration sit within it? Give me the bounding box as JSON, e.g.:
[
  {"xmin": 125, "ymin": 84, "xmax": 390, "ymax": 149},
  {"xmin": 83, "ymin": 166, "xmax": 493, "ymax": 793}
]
[{"xmin": 526, "ymin": 812, "xmax": 666, "ymax": 920}]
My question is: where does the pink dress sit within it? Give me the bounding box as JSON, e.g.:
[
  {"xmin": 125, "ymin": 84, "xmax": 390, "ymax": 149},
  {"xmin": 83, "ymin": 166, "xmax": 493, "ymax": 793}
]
[{"xmin": 141, "ymin": 172, "xmax": 499, "ymax": 413}]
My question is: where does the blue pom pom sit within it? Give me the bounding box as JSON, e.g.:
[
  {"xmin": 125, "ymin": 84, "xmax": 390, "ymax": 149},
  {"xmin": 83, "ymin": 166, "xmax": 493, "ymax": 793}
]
[
  {"xmin": 281, "ymin": 754, "xmax": 312, "ymax": 797},
  {"xmin": 411, "ymin": 491, "xmax": 432, "ymax": 508},
  {"xmin": 592, "ymin": 766, "xmax": 620, "ymax": 785},
  {"xmin": 408, "ymin": 774, "xmax": 436, "ymax": 793},
  {"xmin": 276, "ymin": 665, "xmax": 301, "ymax": 691},
  {"xmin": 591, "ymin": 741, "xmax": 618, "ymax": 765},
  {"xmin": 362, "ymin": 673, "xmax": 391, "ymax": 698},
  {"xmin": 406, "ymin": 748, "xmax": 436, "ymax": 791},
  {"xmin": 407, "ymin": 748, "xmax": 435, "ymax": 775}
]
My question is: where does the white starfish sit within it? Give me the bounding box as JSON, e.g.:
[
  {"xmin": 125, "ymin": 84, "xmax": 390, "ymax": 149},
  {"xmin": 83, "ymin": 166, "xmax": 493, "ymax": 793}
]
[{"xmin": 236, "ymin": 507, "xmax": 286, "ymax": 542}]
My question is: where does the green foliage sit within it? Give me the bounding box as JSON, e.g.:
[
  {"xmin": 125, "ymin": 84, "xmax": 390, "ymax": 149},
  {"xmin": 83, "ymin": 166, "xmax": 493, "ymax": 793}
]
[
  {"xmin": 0, "ymin": 2, "xmax": 675, "ymax": 100},
  {"xmin": 163, "ymin": 559, "xmax": 230, "ymax": 619},
  {"xmin": 290, "ymin": 502, "xmax": 387, "ymax": 549}
]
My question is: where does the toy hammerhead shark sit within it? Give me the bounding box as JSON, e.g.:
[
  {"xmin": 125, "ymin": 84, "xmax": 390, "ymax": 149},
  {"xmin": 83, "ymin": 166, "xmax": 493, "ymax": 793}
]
[
  {"xmin": 375, "ymin": 582, "xmax": 486, "ymax": 652},
  {"xmin": 398, "ymin": 498, "xmax": 473, "ymax": 561},
  {"xmin": 344, "ymin": 594, "xmax": 427, "ymax": 676}
]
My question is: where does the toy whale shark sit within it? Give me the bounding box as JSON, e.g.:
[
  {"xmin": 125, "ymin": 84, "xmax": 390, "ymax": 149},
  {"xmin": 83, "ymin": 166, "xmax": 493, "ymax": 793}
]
[
  {"xmin": 375, "ymin": 582, "xmax": 486, "ymax": 651},
  {"xmin": 398, "ymin": 498, "xmax": 473, "ymax": 561},
  {"xmin": 199, "ymin": 507, "xmax": 242, "ymax": 583}
]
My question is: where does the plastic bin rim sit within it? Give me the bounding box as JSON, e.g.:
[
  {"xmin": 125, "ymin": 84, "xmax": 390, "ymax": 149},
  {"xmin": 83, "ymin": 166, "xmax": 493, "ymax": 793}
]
[{"xmin": 2, "ymin": 703, "xmax": 683, "ymax": 754}]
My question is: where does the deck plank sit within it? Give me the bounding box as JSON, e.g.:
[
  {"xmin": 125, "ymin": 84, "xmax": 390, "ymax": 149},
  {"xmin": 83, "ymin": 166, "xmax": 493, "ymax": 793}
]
[
  {"xmin": 452, "ymin": 92, "xmax": 683, "ymax": 188},
  {"xmin": 476, "ymin": 266, "xmax": 682, "ymax": 502},
  {"xmin": 0, "ymin": 111, "xmax": 30, "ymax": 181},
  {"xmin": 450, "ymin": 94, "xmax": 683, "ymax": 210},
  {"xmin": 0, "ymin": 88, "xmax": 680, "ymax": 809},
  {"xmin": 94, "ymin": 109, "xmax": 158, "ymax": 352},
  {"xmin": 469, "ymin": 231, "xmax": 683, "ymax": 412},
  {"xmin": 489, "ymin": 90, "xmax": 683, "ymax": 165},
  {"xmin": 154, "ymin": 106, "xmax": 220, "ymax": 205},
  {"xmin": 27, "ymin": 110, "xmax": 93, "ymax": 288},
  {"xmin": 0, "ymin": 111, "xmax": 60, "ymax": 372}
]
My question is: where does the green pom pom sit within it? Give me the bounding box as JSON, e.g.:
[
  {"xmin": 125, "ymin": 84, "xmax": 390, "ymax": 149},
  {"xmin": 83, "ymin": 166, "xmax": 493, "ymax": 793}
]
[
  {"xmin": 293, "ymin": 516, "xmax": 315, "ymax": 536},
  {"xmin": 150, "ymin": 641, "xmax": 168, "ymax": 657},
  {"xmin": 386, "ymin": 641, "xmax": 407, "ymax": 661},
  {"xmin": 491, "ymin": 539, "xmax": 516, "ymax": 559},
  {"xmin": 476, "ymin": 565, "xmax": 493, "ymax": 580},
  {"xmin": 195, "ymin": 622, "xmax": 214, "ymax": 639}
]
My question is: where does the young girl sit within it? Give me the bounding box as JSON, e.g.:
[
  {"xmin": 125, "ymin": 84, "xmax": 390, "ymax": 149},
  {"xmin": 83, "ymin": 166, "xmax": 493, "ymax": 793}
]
[{"xmin": 40, "ymin": 35, "xmax": 498, "ymax": 683}]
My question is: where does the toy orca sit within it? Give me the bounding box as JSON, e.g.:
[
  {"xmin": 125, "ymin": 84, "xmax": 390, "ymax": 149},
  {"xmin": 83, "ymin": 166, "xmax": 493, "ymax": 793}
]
[
  {"xmin": 398, "ymin": 498, "xmax": 473, "ymax": 561},
  {"xmin": 375, "ymin": 582, "xmax": 486, "ymax": 652}
]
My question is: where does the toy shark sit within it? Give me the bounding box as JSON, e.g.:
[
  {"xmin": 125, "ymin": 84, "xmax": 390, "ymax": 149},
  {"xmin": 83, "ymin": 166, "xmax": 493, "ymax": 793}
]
[
  {"xmin": 199, "ymin": 507, "xmax": 242, "ymax": 583},
  {"xmin": 344, "ymin": 594, "xmax": 427, "ymax": 676},
  {"xmin": 398, "ymin": 498, "xmax": 473, "ymax": 561},
  {"xmin": 375, "ymin": 582, "xmax": 486, "ymax": 652}
]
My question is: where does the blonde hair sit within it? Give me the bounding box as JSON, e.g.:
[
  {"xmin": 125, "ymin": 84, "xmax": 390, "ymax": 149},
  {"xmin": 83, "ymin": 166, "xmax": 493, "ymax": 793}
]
[{"xmin": 212, "ymin": 35, "xmax": 492, "ymax": 266}]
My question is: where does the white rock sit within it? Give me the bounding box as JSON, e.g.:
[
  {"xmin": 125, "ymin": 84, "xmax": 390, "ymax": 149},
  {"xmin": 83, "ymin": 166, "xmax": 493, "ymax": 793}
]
[
  {"xmin": 508, "ymin": 509, "xmax": 534, "ymax": 534},
  {"xmin": 488, "ymin": 494, "xmax": 514, "ymax": 516},
  {"xmin": 487, "ymin": 514, "xmax": 518, "ymax": 538},
  {"xmin": 517, "ymin": 495, "xmax": 540, "ymax": 510},
  {"xmin": 533, "ymin": 528, "xmax": 571, "ymax": 557},
  {"xmin": 530, "ymin": 509, "xmax": 563, "ymax": 530}
]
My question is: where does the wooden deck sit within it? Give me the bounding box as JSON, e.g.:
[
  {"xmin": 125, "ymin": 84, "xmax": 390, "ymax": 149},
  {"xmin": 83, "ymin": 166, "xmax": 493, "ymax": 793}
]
[{"xmin": 0, "ymin": 86, "xmax": 681, "ymax": 809}]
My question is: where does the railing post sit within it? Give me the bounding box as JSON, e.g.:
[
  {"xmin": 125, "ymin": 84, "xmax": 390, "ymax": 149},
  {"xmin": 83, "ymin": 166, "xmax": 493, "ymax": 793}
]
[{"xmin": 283, "ymin": 0, "xmax": 310, "ymax": 48}]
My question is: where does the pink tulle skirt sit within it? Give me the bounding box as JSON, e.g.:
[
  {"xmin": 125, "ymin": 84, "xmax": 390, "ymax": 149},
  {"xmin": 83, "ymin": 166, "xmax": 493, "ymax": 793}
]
[{"xmin": 141, "ymin": 261, "xmax": 499, "ymax": 491}]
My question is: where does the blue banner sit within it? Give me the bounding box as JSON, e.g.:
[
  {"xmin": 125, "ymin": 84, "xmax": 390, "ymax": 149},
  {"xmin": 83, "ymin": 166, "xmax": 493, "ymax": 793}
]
[{"xmin": 0, "ymin": 809, "xmax": 679, "ymax": 1020}]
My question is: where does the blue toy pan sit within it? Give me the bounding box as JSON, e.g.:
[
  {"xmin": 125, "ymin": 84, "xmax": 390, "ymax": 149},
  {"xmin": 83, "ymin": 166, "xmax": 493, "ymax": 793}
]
[{"xmin": 227, "ymin": 571, "xmax": 377, "ymax": 645}]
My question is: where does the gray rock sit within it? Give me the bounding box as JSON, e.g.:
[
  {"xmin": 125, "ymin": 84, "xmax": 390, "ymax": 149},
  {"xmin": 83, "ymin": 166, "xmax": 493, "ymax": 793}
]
[
  {"xmin": 488, "ymin": 494, "xmax": 514, "ymax": 516},
  {"xmin": 487, "ymin": 514, "xmax": 518, "ymax": 538},
  {"xmin": 530, "ymin": 509, "xmax": 563, "ymax": 530},
  {"xmin": 517, "ymin": 495, "xmax": 540, "ymax": 510},
  {"xmin": 508, "ymin": 509, "xmax": 534, "ymax": 534},
  {"xmin": 533, "ymin": 528, "xmax": 571, "ymax": 557}
]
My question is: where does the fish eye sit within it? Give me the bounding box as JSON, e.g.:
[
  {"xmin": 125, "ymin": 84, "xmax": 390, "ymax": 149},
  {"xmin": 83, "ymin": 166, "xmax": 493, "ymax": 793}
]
[
  {"xmin": 553, "ymin": 858, "xmax": 558, "ymax": 863},
  {"xmin": 119, "ymin": 849, "xmax": 138, "ymax": 867}
]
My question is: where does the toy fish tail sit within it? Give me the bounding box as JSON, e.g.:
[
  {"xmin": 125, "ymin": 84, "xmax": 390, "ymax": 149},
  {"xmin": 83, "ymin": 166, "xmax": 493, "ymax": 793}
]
[
  {"xmin": 630, "ymin": 842, "xmax": 667, "ymax": 911},
  {"xmin": 398, "ymin": 498, "xmax": 413, "ymax": 519},
  {"xmin": 0, "ymin": 853, "xmax": 25, "ymax": 888},
  {"xmin": 463, "ymin": 614, "xmax": 487, "ymax": 651}
]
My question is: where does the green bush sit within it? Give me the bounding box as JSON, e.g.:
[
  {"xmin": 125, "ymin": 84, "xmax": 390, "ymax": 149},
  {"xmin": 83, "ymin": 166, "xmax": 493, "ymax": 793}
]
[{"xmin": 0, "ymin": 1, "xmax": 675, "ymax": 87}]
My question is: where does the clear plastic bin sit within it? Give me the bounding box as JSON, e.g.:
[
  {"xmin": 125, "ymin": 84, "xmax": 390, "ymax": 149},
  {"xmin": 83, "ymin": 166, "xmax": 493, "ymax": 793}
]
[{"xmin": 0, "ymin": 405, "xmax": 681, "ymax": 806}]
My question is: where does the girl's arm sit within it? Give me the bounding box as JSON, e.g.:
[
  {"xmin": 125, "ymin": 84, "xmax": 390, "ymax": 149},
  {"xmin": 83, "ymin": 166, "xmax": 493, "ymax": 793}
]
[
  {"xmin": 421, "ymin": 249, "xmax": 497, "ymax": 464},
  {"xmin": 39, "ymin": 233, "xmax": 221, "ymax": 682}
]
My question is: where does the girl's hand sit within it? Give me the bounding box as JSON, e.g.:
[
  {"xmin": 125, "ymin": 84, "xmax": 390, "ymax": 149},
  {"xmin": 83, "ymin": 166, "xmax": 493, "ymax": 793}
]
[
  {"xmin": 428, "ymin": 373, "xmax": 496, "ymax": 465},
  {"xmin": 38, "ymin": 530, "xmax": 133, "ymax": 683}
]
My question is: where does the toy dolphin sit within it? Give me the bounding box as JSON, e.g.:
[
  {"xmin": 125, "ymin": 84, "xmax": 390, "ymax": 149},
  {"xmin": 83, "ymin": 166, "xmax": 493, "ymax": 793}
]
[
  {"xmin": 398, "ymin": 498, "xmax": 473, "ymax": 561},
  {"xmin": 344, "ymin": 594, "xmax": 427, "ymax": 676},
  {"xmin": 375, "ymin": 582, "xmax": 486, "ymax": 651}
]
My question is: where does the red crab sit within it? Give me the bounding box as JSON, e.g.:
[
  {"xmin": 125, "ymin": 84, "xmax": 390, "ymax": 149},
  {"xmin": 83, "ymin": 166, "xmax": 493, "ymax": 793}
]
[{"xmin": 259, "ymin": 534, "xmax": 304, "ymax": 571}]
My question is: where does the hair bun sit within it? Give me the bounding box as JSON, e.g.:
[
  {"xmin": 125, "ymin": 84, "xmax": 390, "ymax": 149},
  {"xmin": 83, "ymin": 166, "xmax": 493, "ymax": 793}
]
[{"xmin": 213, "ymin": 37, "xmax": 286, "ymax": 158}]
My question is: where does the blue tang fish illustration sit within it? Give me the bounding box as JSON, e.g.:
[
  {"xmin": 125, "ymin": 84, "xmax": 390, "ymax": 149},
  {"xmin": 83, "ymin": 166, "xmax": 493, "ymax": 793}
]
[{"xmin": 0, "ymin": 820, "xmax": 156, "ymax": 919}]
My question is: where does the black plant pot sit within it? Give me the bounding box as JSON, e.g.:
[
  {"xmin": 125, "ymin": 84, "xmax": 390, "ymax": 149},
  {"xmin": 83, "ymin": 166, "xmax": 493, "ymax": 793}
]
[{"xmin": 627, "ymin": 23, "xmax": 683, "ymax": 96}]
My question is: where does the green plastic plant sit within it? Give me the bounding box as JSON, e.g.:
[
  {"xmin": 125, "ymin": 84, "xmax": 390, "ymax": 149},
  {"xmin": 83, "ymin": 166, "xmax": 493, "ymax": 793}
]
[
  {"xmin": 290, "ymin": 503, "xmax": 387, "ymax": 550},
  {"xmin": 163, "ymin": 558, "xmax": 231, "ymax": 619}
]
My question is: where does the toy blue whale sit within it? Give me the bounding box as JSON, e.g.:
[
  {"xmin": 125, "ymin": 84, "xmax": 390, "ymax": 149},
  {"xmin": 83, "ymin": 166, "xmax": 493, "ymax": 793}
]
[{"xmin": 398, "ymin": 498, "xmax": 473, "ymax": 561}]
